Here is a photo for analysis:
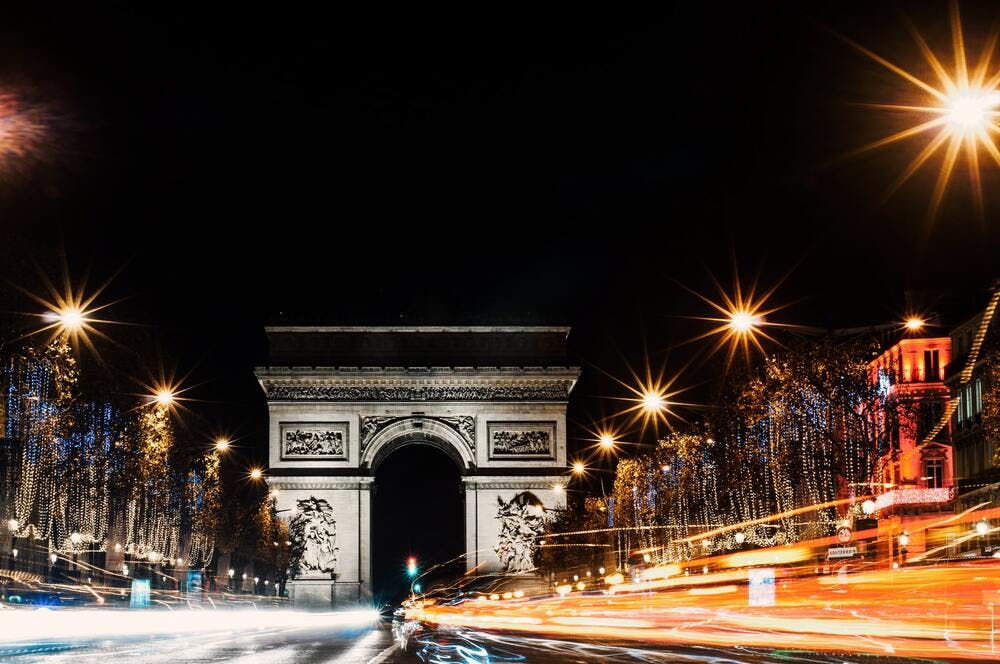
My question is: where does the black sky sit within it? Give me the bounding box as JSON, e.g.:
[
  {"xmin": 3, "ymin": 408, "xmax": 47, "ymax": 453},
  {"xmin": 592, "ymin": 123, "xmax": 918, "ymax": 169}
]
[{"xmin": 2, "ymin": 2, "xmax": 999, "ymax": 473}]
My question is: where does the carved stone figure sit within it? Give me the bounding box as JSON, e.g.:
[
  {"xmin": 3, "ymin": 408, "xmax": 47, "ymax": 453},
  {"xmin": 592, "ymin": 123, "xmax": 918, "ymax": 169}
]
[
  {"xmin": 360, "ymin": 416, "xmax": 396, "ymax": 449},
  {"xmin": 491, "ymin": 429, "xmax": 550, "ymax": 455},
  {"xmin": 289, "ymin": 497, "xmax": 339, "ymax": 578},
  {"xmin": 267, "ymin": 384, "xmax": 571, "ymax": 402},
  {"xmin": 494, "ymin": 491, "xmax": 547, "ymax": 573},
  {"xmin": 438, "ymin": 415, "xmax": 476, "ymax": 450},
  {"xmin": 283, "ymin": 428, "xmax": 344, "ymax": 457},
  {"xmin": 360, "ymin": 415, "xmax": 476, "ymax": 453}
]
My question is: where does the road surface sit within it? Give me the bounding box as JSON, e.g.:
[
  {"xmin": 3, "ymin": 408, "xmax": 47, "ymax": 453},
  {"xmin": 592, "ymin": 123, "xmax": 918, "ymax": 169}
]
[{"xmin": 0, "ymin": 618, "xmax": 971, "ymax": 663}]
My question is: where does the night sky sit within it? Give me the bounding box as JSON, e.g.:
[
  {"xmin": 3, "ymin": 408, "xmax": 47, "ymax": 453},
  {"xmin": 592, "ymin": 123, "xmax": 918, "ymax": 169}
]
[{"xmin": 2, "ymin": 3, "xmax": 999, "ymax": 593}]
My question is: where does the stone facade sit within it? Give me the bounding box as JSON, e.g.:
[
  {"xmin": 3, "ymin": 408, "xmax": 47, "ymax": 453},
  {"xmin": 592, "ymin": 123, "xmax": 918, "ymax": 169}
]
[{"xmin": 257, "ymin": 327, "xmax": 579, "ymax": 608}]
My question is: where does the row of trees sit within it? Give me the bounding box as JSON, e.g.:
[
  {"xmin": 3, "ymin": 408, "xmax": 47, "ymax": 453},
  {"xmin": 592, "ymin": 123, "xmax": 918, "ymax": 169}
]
[
  {"xmin": 0, "ymin": 337, "xmax": 286, "ymax": 586},
  {"xmin": 546, "ymin": 334, "xmax": 907, "ymax": 571},
  {"xmin": 0, "ymin": 340, "xmax": 219, "ymax": 565}
]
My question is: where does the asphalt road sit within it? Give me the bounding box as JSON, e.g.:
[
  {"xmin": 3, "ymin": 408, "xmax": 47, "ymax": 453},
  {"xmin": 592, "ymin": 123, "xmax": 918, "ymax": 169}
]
[{"xmin": 0, "ymin": 619, "xmax": 972, "ymax": 663}]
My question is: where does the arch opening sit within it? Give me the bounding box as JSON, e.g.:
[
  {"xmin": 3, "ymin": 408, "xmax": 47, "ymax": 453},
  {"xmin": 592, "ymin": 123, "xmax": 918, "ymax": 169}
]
[{"xmin": 371, "ymin": 442, "xmax": 464, "ymax": 607}]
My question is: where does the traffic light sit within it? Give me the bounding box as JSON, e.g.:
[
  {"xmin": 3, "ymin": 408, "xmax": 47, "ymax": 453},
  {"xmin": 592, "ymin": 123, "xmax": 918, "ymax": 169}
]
[{"xmin": 406, "ymin": 556, "xmax": 417, "ymax": 577}]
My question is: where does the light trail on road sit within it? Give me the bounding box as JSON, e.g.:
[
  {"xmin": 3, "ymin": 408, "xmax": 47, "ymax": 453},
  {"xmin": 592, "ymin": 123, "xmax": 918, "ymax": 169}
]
[
  {"xmin": 0, "ymin": 607, "xmax": 380, "ymax": 643},
  {"xmin": 408, "ymin": 561, "xmax": 1000, "ymax": 660}
]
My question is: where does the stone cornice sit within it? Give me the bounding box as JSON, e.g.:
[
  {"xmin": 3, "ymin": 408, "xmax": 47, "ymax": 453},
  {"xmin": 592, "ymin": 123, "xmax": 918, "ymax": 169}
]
[
  {"xmin": 265, "ymin": 326, "xmax": 571, "ymax": 334},
  {"xmin": 256, "ymin": 366, "xmax": 579, "ymax": 379},
  {"xmin": 463, "ymin": 476, "xmax": 566, "ymax": 490},
  {"xmin": 257, "ymin": 368, "xmax": 579, "ymax": 402},
  {"xmin": 268, "ymin": 477, "xmax": 373, "ymax": 491}
]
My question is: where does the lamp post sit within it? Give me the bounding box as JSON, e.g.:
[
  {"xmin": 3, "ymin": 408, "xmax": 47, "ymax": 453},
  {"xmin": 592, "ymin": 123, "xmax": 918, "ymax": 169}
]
[
  {"xmin": 898, "ymin": 531, "xmax": 909, "ymax": 566},
  {"xmin": 227, "ymin": 567, "xmax": 235, "ymax": 591}
]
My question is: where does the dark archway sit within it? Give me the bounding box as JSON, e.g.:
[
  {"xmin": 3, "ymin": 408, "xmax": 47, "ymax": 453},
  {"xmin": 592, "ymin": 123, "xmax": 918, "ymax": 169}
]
[{"xmin": 371, "ymin": 443, "xmax": 464, "ymax": 608}]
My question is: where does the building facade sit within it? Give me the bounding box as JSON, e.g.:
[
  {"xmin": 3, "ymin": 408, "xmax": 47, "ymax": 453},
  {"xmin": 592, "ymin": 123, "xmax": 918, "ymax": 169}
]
[
  {"xmin": 868, "ymin": 336, "xmax": 955, "ymax": 497},
  {"xmin": 256, "ymin": 326, "xmax": 579, "ymax": 607},
  {"xmin": 947, "ymin": 306, "xmax": 998, "ymax": 489}
]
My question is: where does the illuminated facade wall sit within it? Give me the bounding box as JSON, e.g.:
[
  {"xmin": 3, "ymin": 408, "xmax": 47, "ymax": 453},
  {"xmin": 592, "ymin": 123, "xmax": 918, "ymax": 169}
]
[{"xmin": 868, "ymin": 337, "xmax": 954, "ymax": 497}]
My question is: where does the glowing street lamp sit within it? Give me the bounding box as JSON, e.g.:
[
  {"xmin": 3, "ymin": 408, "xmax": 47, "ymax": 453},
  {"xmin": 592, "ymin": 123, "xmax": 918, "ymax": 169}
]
[
  {"xmin": 598, "ymin": 433, "xmax": 616, "ymax": 451},
  {"xmin": 228, "ymin": 568, "xmax": 235, "ymax": 579},
  {"xmin": 734, "ymin": 531, "xmax": 747, "ymax": 545},
  {"xmin": 839, "ymin": 3, "xmax": 1000, "ymax": 219},
  {"xmin": 861, "ymin": 500, "xmax": 877, "ymax": 516},
  {"xmin": 6, "ymin": 518, "xmax": 17, "ymax": 531},
  {"xmin": 214, "ymin": 438, "xmax": 231, "ymax": 452},
  {"xmin": 642, "ymin": 390, "xmax": 667, "ymax": 414},
  {"xmin": 249, "ymin": 467, "xmax": 264, "ymax": 481},
  {"xmin": 571, "ymin": 461, "xmax": 586, "ymax": 475},
  {"xmin": 551, "ymin": 483, "xmax": 564, "ymax": 494},
  {"xmin": 947, "ymin": 90, "xmax": 1000, "ymax": 131},
  {"xmin": 42, "ymin": 306, "xmax": 92, "ymax": 338},
  {"xmin": 728, "ymin": 310, "xmax": 758, "ymax": 334},
  {"xmin": 69, "ymin": 532, "xmax": 82, "ymax": 545},
  {"xmin": 905, "ymin": 317, "xmax": 925, "ymax": 332},
  {"xmin": 57, "ymin": 307, "xmax": 84, "ymax": 331},
  {"xmin": 49, "ymin": 553, "xmax": 58, "ymax": 565},
  {"xmin": 899, "ymin": 532, "xmax": 910, "ymax": 547},
  {"xmin": 154, "ymin": 390, "xmax": 175, "ymax": 407},
  {"xmin": 976, "ymin": 519, "xmax": 989, "ymax": 536}
]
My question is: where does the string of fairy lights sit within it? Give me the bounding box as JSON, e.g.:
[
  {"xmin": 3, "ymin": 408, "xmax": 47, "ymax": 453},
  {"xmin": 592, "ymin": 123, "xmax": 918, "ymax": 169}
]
[
  {"xmin": 0, "ymin": 301, "xmax": 240, "ymax": 571},
  {"xmin": 566, "ymin": 274, "xmax": 964, "ymax": 567},
  {"xmin": 0, "ymin": 340, "xmax": 218, "ymax": 566}
]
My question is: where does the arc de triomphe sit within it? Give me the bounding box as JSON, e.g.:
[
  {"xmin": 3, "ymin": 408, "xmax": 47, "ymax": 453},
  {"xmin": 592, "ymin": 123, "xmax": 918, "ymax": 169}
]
[{"xmin": 256, "ymin": 326, "xmax": 579, "ymax": 607}]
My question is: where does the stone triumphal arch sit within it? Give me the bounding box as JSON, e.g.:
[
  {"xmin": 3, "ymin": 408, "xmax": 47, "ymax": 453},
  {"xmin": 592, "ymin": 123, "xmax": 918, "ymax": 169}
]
[{"xmin": 256, "ymin": 326, "xmax": 579, "ymax": 607}]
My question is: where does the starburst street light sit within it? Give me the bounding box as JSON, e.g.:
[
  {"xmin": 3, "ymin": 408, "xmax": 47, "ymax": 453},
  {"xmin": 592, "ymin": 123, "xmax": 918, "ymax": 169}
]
[
  {"xmin": 249, "ymin": 467, "xmax": 264, "ymax": 481},
  {"xmin": 598, "ymin": 433, "xmax": 616, "ymax": 450},
  {"xmin": 140, "ymin": 377, "xmax": 190, "ymax": 412},
  {"xmin": 571, "ymin": 461, "xmax": 586, "ymax": 475},
  {"xmin": 642, "ymin": 389, "xmax": 667, "ymax": 413},
  {"xmin": 905, "ymin": 317, "xmax": 926, "ymax": 331},
  {"xmin": 681, "ymin": 268, "xmax": 787, "ymax": 370},
  {"xmin": 154, "ymin": 390, "xmax": 175, "ymax": 407},
  {"xmin": 841, "ymin": 1, "xmax": 1000, "ymax": 219},
  {"xmin": 214, "ymin": 438, "xmax": 231, "ymax": 452},
  {"xmin": 44, "ymin": 306, "xmax": 87, "ymax": 333}
]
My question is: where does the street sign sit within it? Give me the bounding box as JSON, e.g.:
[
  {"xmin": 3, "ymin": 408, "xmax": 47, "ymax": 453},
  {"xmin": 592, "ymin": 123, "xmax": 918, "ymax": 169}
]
[
  {"xmin": 828, "ymin": 546, "xmax": 858, "ymax": 559},
  {"xmin": 748, "ymin": 568, "xmax": 775, "ymax": 607},
  {"xmin": 187, "ymin": 570, "xmax": 203, "ymax": 594},
  {"xmin": 836, "ymin": 526, "xmax": 853, "ymax": 544},
  {"xmin": 130, "ymin": 578, "xmax": 150, "ymax": 608}
]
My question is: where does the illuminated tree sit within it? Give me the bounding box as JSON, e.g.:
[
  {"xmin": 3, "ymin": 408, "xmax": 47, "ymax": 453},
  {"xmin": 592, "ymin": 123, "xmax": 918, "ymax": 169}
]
[
  {"xmin": 607, "ymin": 334, "xmax": 900, "ymax": 562},
  {"xmin": 1, "ymin": 339, "xmax": 218, "ymax": 570}
]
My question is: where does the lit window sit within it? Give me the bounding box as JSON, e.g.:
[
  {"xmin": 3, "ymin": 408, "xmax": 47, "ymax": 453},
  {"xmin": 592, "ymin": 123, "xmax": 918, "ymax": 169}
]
[
  {"xmin": 974, "ymin": 379, "xmax": 983, "ymax": 415},
  {"xmin": 924, "ymin": 457, "xmax": 944, "ymax": 489},
  {"xmin": 923, "ymin": 350, "xmax": 940, "ymax": 381}
]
